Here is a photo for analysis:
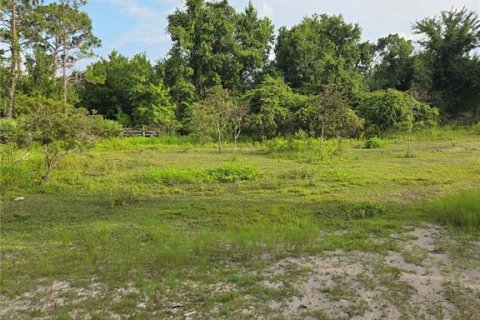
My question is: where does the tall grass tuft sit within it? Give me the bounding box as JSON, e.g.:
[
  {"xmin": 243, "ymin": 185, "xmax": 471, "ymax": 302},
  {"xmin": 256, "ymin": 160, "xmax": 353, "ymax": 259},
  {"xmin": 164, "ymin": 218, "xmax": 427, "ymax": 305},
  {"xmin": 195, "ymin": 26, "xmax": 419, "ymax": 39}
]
[{"xmin": 427, "ymin": 191, "xmax": 480, "ymax": 230}]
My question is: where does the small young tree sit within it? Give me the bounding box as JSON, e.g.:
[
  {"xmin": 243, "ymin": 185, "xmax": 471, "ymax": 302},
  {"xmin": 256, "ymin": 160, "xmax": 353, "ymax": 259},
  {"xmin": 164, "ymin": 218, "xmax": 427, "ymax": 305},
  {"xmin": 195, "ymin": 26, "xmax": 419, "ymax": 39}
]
[
  {"xmin": 17, "ymin": 96, "xmax": 103, "ymax": 181},
  {"xmin": 307, "ymin": 86, "xmax": 363, "ymax": 149},
  {"xmin": 230, "ymin": 98, "xmax": 249, "ymax": 154},
  {"xmin": 188, "ymin": 86, "xmax": 232, "ymax": 153}
]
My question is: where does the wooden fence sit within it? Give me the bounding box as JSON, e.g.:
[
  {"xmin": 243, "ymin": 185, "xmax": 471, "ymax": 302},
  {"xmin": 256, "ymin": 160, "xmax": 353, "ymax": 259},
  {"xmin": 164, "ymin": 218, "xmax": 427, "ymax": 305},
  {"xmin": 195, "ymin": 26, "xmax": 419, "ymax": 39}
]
[{"xmin": 122, "ymin": 127, "xmax": 162, "ymax": 137}]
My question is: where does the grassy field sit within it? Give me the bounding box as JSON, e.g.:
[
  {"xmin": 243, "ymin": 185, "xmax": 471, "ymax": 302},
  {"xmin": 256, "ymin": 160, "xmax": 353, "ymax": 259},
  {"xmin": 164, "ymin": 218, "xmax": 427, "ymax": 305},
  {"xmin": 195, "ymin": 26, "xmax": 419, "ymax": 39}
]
[{"xmin": 1, "ymin": 128, "xmax": 480, "ymax": 319}]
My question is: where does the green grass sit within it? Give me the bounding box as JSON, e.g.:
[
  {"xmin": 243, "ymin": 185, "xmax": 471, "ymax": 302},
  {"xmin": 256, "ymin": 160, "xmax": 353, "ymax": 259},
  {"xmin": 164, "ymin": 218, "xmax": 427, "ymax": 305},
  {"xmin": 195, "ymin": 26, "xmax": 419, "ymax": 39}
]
[
  {"xmin": 425, "ymin": 191, "xmax": 480, "ymax": 230},
  {"xmin": 1, "ymin": 128, "xmax": 480, "ymax": 318}
]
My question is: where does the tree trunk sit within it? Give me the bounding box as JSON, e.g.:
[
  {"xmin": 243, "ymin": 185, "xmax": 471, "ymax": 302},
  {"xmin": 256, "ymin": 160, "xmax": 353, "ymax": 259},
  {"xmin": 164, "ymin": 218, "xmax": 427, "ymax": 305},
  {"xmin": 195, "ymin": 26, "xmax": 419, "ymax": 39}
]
[
  {"xmin": 62, "ymin": 46, "xmax": 68, "ymax": 111},
  {"xmin": 52, "ymin": 53, "xmax": 58, "ymax": 83},
  {"xmin": 16, "ymin": 44, "xmax": 22, "ymax": 77},
  {"xmin": 217, "ymin": 121, "xmax": 222, "ymax": 153},
  {"xmin": 61, "ymin": 15, "xmax": 68, "ymax": 112},
  {"xmin": 320, "ymin": 124, "xmax": 325, "ymax": 151},
  {"xmin": 6, "ymin": 1, "xmax": 18, "ymax": 119},
  {"xmin": 407, "ymin": 126, "xmax": 412, "ymax": 157},
  {"xmin": 42, "ymin": 149, "xmax": 53, "ymax": 182},
  {"xmin": 234, "ymin": 128, "xmax": 238, "ymax": 154}
]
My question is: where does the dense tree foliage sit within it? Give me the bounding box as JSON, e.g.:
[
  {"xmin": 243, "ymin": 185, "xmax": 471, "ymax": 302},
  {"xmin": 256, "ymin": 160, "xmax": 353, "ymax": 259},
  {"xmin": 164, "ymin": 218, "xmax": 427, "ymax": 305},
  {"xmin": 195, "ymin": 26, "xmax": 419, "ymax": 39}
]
[
  {"xmin": 1, "ymin": 1, "xmax": 479, "ymax": 146},
  {"xmin": 298, "ymin": 87, "xmax": 364, "ymax": 141},
  {"xmin": 275, "ymin": 14, "xmax": 369, "ymax": 100},
  {"xmin": 80, "ymin": 51, "xmax": 176, "ymax": 128},
  {"xmin": 368, "ymin": 34, "xmax": 415, "ymax": 91},
  {"xmin": 413, "ymin": 8, "xmax": 480, "ymax": 116},
  {"xmin": 245, "ymin": 76, "xmax": 308, "ymax": 139},
  {"xmin": 358, "ymin": 89, "xmax": 439, "ymax": 136},
  {"xmin": 28, "ymin": 0, "xmax": 100, "ymax": 109},
  {"xmin": 166, "ymin": 0, "xmax": 273, "ymax": 96}
]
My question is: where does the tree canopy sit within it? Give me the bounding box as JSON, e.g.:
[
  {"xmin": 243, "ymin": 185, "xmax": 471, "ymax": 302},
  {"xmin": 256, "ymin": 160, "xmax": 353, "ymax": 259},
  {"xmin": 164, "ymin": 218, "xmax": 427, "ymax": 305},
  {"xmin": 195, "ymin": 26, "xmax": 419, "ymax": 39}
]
[{"xmin": 1, "ymin": 1, "xmax": 479, "ymax": 143}]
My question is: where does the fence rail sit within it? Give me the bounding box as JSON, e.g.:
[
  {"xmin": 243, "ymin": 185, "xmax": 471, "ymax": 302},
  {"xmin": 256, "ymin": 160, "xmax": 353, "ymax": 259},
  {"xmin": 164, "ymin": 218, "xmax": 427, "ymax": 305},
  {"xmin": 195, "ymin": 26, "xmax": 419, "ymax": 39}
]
[{"xmin": 122, "ymin": 127, "xmax": 162, "ymax": 137}]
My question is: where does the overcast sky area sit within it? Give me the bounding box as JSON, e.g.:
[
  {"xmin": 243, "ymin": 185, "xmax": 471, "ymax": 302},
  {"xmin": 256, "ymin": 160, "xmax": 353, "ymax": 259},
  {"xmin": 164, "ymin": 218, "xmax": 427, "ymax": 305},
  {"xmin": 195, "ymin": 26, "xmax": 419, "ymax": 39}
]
[{"xmin": 83, "ymin": 0, "xmax": 479, "ymax": 66}]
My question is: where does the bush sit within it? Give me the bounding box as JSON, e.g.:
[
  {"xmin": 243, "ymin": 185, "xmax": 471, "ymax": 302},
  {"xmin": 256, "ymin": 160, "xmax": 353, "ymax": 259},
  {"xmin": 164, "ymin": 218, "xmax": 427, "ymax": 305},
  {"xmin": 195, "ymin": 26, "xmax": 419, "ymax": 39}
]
[
  {"xmin": 426, "ymin": 191, "xmax": 480, "ymax": 230},
  {"xmin": 97, "ymin": 119, "xmax": 123, "ymax": 138},
  {"xmin": 16, "ymin": 97, "xmax": 104, "ymax": 181},
  {"xmin": 0, "ymin": 118, "xmax": 18, "ymax": 143},
  {"xmin": 359, "ymin": 89, "xmax": 439, "ymax": 135},
  {"xmin": 263, "ymin": 138, "xmax": 322, "ymax": 153},
  {"xmin": 364, "ymin": 137, "xmax": 386, "ymax": 149}
]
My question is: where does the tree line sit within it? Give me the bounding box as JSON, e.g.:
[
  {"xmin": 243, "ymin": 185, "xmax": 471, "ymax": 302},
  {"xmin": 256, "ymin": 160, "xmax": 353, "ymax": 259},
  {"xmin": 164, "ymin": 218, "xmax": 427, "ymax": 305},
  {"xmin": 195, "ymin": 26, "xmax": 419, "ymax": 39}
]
[{"xmin": 1, "ymin": 0, "xmax": 479, "ymax": 146}]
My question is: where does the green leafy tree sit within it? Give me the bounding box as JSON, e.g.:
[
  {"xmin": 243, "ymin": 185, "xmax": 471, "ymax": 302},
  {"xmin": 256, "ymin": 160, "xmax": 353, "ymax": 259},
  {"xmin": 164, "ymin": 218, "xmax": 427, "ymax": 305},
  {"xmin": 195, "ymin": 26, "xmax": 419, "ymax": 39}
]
[
  {"xmin": 29, "ymin": 0, "xmax": 100, "ymax": 109},
  {"xmin": 167, "ymin": 0, "xmax": 237, "ymax": 95},
  {"xmin": 187, "ymin": 86, "xmax": 232, "ymax": 152},
  {"xmin": 235, "ymin": 2, "xmax": 274, "ymax": 90},
  {"xmin": 298, "ymin": 87, "xmax": 363, "ymax": 147},
  {"xmin": 245, "ymin": 76, "xmax": 307, "ymax": 140},
  {"xmin": 413, "ymin": 8, "xmax": 480, "ymax": 116},
  {"xmin": 275, "ymin": 14, "xmax": 368, "ymax": 98},
  {"xmin": 161, "ymin": 48, "xmax": 197, "ymax": 121},
  {"xmin": 166, "ymin": 0, "xmax": 273, "ymax": 98},
  {"xmin": 369, "ymin": 34, "xmax": 415, "ymax": 91},
  {"xmin": 81, "ymin": 51, "xmax": 174, "ymax": 127},
  {"xmin": 16, "ymin": 96, "xmax": 104, "ymax": 181},
  {"xmin": 0, "ymin": 0, "xmax": 39, "ymax": 118},
  {"xmin": 22, "ymin": 46, "xmax": 60, "ymax": 98},
  {"xmin": 131, "ymin": 82, "xmax": 177, "ymax": 133}
]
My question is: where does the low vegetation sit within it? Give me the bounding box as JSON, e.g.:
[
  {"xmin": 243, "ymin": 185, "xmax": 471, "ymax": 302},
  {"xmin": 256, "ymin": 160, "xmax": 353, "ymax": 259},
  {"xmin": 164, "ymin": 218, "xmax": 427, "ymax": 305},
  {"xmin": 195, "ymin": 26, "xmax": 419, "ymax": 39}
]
[
  {"xmin": 1, "ymin": 128, "xmax": 479, "ymax": 319},
  {"xmin": 425, "ymin": 191, "xmax": 480, "ymax": 230}
]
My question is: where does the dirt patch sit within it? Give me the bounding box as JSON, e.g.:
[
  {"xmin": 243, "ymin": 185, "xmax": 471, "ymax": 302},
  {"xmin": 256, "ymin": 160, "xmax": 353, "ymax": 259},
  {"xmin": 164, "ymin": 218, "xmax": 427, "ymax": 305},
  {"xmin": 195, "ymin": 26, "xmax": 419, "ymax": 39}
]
[
  {"xmin": 266, "ymin": 224, "xmax": 480, "ymax": 319},
  {"xmin": 0, "ymin": 281, "xmax": 145, "ymax": 320},
  {"xmin": 1, "ymin": 224, "xmax": 478, "ymax": 319}
]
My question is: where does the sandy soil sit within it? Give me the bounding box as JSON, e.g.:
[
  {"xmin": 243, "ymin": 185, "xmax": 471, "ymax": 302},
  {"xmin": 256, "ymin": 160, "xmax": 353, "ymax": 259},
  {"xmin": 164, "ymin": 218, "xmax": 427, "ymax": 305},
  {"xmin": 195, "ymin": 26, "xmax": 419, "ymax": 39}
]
[{"xmin": 1, "ymin": 224, "xmax": 479, "ymax": 319}]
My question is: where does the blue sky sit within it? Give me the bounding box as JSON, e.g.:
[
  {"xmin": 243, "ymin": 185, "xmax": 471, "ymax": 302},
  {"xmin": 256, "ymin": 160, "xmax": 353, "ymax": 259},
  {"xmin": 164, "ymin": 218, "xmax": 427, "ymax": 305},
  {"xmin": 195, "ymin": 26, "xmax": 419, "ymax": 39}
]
[{"xmin": 83, "ymin": 0, "xmax": 479, "ymax": 67}]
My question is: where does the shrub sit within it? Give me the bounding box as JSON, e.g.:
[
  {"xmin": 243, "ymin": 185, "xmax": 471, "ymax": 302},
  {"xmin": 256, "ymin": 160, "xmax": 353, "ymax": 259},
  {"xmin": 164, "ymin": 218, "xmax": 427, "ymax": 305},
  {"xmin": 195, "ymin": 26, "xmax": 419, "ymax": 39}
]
[
  {"xmin": 0, "ymin": 118, "xmax": 18, "ymax": 144},
  {"xmin": 16, "ymin": 97, "xmax": 104, "ymax": 181},
  {"xmin": 97, "ymin": 119, "xmax": 123, "ymax": 138},
  {"xmin": 359, "ymin": 89, "xmax": 438, "ymax": 135},
  {"xmin": 364, "ymin": 137, "xmax": 386, "ymax": 149}
]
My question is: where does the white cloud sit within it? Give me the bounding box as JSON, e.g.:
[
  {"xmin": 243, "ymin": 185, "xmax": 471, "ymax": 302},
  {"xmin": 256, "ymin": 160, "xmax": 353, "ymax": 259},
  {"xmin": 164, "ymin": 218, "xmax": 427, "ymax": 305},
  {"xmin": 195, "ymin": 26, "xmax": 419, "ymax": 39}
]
[
  {"xmin": 99, "ymin": 0, "xmax": 180, "ymax": 51},
  {"xmin": 96, "ymin": 0, "xmax": 479, "ymax": 61},
  {"xmin": 260, "ymin": 2, "xmax": 274, "ymax": 18},
  {"xmin": 253, "ymin": 0, "xmax": 479, "ymax": 41}
]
